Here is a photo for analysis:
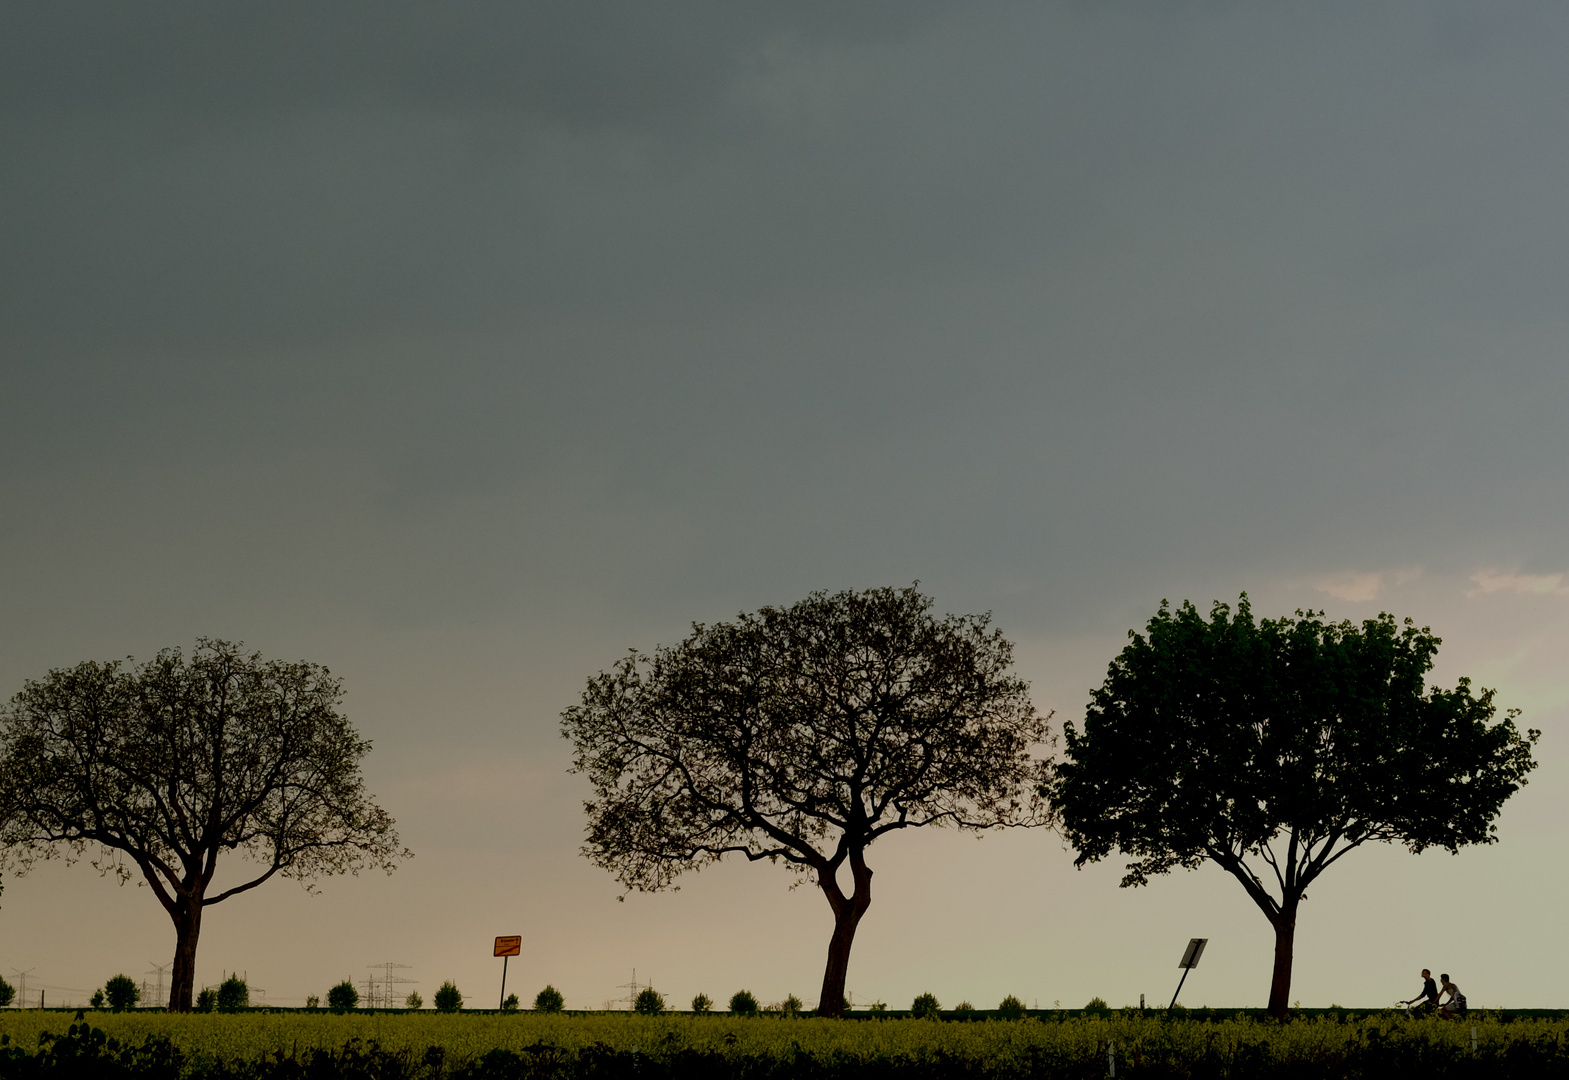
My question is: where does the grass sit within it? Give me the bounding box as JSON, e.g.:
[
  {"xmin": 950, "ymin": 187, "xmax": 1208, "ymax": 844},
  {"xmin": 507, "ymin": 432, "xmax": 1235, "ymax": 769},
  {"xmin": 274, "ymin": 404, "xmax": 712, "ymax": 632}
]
[{"xmin": 2, "ymin": 1008, "xmax": 1567, "ymax": 1077}]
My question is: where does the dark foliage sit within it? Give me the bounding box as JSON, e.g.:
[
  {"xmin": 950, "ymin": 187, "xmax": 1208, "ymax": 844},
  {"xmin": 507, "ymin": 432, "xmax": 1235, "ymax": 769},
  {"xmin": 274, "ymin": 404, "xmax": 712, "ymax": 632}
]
[
  {"xmin": 563, "ymin": 586, "xmax": 1050, "ymax": 1016},
  {"xmin": 0, "ymin": 640, "xmax": 409, "ymax": 1010},
  {"xmin": 5, "ymin": 1016, "xmax": 1569, "ymax": 1079},
  {"xmin": 1048, "ymin": 597, "xmax": 1539, "ymax": 1016},
  {"xmin": 104, "ymin": 975, "xmax": 140, "ymax": 1012}
]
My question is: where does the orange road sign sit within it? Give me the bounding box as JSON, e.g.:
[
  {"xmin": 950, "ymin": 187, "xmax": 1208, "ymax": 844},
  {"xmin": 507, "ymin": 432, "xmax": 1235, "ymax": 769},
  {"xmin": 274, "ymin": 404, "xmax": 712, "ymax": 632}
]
[{"xmin": 494, "ymin": 936, "xmax": 522, "ymax": 957}]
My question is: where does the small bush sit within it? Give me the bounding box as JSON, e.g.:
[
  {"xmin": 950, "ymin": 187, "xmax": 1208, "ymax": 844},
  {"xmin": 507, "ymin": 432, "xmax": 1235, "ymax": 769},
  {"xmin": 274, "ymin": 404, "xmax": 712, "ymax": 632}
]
[
  {"xmin": 634, "ymin": 987, "xmax": 666, "ymax": 1015},
  {"xmin": 0, "ymin": 975, "xmax": 14, "ymax": 1009},
  {"xmin": 195, "ymin": 988, "xmax": 218, "ymax": 1013},
  {"xmin": 305, "ymin": 995, "xmax": 320, "ymax": 1009},
  {"xmin": 90, "ymin": 990, "xmax": 106, "ymax": 1009},
  {"xmin": 1084, "ymin": 996, "xmax": 1111, "ymax": 1016},
  {"xmin": 501, "ymin": 994, "xmax": 520, "ymax": 1011},
  {"xmin": 216, "ymin": 975, "xmax": 249, "ymax": 1012},
  {"xmin": 729, "ymin": 990, "xmax": 759, "ymax": 1016},
  {"xmin": 954, "ymin": 1001, "xmax": 974, "ymax": 1014},
  {"xmin": 102, "ymin": 975, "xmax": 140, "ymax": 1012},
  {"xmin": 868, "ymin": 1000, "xmax": 888, "ymax": 1013},
  {"xmin": 534, "ymin": 985, "xmax": 564, "ymax": 1013},
  {"xmin": 327, "ymin": 981, "xmax": 359, "ymax": 1011},
  {"xmin": 434, "ymin": 981, "xmax": 463, "ymax": 1012},
  {"xmin": 691, "ymin": 993, "xmax": 712, "ymax": 1013},
  {"xmin": 405, "ymin": 991, "xmax": 422, "ymax": 1009},
  {"xmin": 781, "ymin": 994, "xmax": 803, "ymax": 1017},
  {"xmin": 997, "ymin": 994, "xmax": 1026, "ymax": 1020},
  {"xmin": 911, "ymin": 992, "xmax": 941, "ymax": 1019}
]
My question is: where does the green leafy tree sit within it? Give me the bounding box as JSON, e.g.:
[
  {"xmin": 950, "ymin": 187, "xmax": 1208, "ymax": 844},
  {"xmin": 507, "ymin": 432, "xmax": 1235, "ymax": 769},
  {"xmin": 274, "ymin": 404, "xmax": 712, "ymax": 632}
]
[
  {"xmin": 216, "ymin": 975, "xmax": 248, "ymax": 1012},
  {"xmin": 433, "ymin": 981, "xmax": 462, "ymax": 1012},
  {"xmin": 404, "ymin": 991, "xmax": 422, "ymax": 1009},
  {"xmin": 195, "ymin": 988, "xmax": 217, "ymax": 1012},
  {"xmin": 690, "ymin": 992, "xmax": 712, "ymax": 1013},
  {"xmin": 728, "ymin": 990, "xmax": 759, "ymax": 1016},
  {"xmin": 1048, "ymin": 597, "xmax": 1539, "ymax": 1019},
  {"xmin": 911, "ymin": 992, "xmax": 940, "ymax": 1018},
  {"xmin": 327, "ymin": 980, "xmax": 358, "ymax": 1011},
  {"xmin": 996, "ymin": 995, "xmax": 1025, "ymax": 1020},
  {"xmin": 501, "ymin": 993, "xmax": 520, "ymax": 1011},
  {"xmin": 564, "ymin": 586, "xmax": 1050, "ymax": 1018},
  {"xmin": 0, "ymin": 975, "xmax": 13, "ymax": 1009},
  {"xmin": 305, "ymin": 995, "xmax": 320, "ymax": 1008},
  {"xmin": 0, "ymin": 640, "xmax": 409, "ymax": 1011},
  {"xmin": 533, "ymin": 985, "xmax": 564, "ymax": 1013},
  {"xmin": 780, "ymin": 994, "xmax": 803, "ymax": 1017},
  {"xmin": 90, "ymin": 990, "xmax": 105, "ymax": 1009},
  {"xmin": 104, "ymin": 974, "xmax": 140, "ymax": 1012},
  {"xmin": 633, "ymin": 987, "xmax": 666, "ymax": 1015}
]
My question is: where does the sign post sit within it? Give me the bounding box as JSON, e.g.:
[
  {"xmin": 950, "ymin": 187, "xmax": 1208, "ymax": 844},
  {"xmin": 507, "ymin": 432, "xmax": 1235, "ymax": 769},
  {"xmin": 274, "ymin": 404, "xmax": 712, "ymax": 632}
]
[
  {"xmin": 1168, "ymin": 938, "xmax": 1207, "ymax": 1011},
  {"xmin": 494, "ymin": 936, "xmax": 522, "ymax": 1010}
]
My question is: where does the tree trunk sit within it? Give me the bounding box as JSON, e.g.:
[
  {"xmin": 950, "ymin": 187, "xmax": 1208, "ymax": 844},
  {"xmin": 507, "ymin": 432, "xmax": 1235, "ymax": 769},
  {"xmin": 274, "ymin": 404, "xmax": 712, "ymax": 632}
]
[
  {"xmin": 167, "ymin": 899, "xmax": 204, "ymax": 1012},
  {"xmin": 1266, "ymin": 903, "xmax": 1297, "ymax": 1019},
  {"xmin": 816, "ymin": 850, "xmax": 872, "ymax": 1018}
]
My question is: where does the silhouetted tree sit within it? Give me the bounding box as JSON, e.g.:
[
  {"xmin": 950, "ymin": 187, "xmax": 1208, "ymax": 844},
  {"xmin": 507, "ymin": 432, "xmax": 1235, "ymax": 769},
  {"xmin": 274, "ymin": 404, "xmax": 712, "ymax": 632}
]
[
  {"xmin": 1047, "ymin": 597, "xmax": 1539, "ymax": 1018},
  {"xmin": 533, "ymin": 985, "xmax": 564, "ymax": 1012},
  {"xmin": 0, "ymin": 640, "xmax": 408, "ymax": 1011},
  {"xmin": 728, "ymin": 990, "xmax": 759, "ymax": 1016},
  {"xmin": 327, "ymin": 981, "xmax": 358, "ymax": 1011},
  {"xmin": 103, "ymin": 974, "xmax": 140, "ymax": 1011},
  {"xmin": 216, "ymin": 974, "xmax": 249, "ymax": 1012},
  {"xmin": 563, "ymin": 586, "xmax": 1050, "ymax": 1018},
  {"xmin": 633, "ymin": 987, "xmax": 666, "ymax": 1015},
  {"xmin": 434, "ymin": 981, "xmax": 462, "ymax": 1012}
]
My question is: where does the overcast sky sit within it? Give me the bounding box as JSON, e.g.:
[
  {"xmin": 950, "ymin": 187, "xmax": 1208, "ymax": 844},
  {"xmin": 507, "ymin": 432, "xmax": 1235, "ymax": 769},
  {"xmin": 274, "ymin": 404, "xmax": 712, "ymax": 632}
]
[{"xmin": 3, "ymin": 1, "xmax": 1568, "ymax": 1012}]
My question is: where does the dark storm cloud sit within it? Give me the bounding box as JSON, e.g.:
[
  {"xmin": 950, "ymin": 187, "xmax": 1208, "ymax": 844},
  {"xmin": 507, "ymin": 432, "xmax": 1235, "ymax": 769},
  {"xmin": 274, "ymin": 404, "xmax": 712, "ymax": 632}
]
[{"xmin": 3, "ymin": 1, "xmax": 1569, "ymax": 642}]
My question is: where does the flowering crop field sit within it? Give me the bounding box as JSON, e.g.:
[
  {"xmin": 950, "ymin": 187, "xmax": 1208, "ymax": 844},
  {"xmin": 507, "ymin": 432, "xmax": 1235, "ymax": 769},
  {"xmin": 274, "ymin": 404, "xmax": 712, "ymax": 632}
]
[{"xmin": 2, "ymin": 1010, "xmax": 1568, "ymax": 1077}]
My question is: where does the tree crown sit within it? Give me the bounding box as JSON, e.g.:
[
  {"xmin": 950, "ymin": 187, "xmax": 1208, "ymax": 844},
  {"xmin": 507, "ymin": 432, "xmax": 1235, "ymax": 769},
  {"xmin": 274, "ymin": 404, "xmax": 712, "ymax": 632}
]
[
  {"xmin": 1050, "ymin": 596, "xmax": 1539, "ymax": 889},
  {"xmin": 0, "ymin": 639, "xmax": 407, "ymax": 904},
  {"xmin": 562, "ymin": 586, "xmax": 1051, "ymax": 891}
]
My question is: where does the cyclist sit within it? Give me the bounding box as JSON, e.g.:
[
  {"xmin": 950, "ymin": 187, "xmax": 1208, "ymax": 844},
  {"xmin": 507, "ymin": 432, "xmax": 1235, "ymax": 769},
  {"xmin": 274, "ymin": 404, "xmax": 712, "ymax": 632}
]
[
  {"xmin": 1438, "ymin": 974, "xmax": 1467, "ymax": 1019},
  {"xmin": 1403, "ymin": 969, "xmax": 1439, "ymax": 1015}
]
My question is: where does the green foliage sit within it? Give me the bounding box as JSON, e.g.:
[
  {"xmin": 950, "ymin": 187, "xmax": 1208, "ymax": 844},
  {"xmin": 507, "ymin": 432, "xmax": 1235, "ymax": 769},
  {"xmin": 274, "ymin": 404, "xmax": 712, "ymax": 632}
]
[
  {"xmin": 104, "ymin": 974, "xmax": 140, "ymax": 1012},
  {"xmin": 997, "ymin": 995, "xmax": 1026, "ymax": 1020},
  {"xmin": 9, "ymin": 1013, "xmax": 1567, "ymax": 1078},
  {"xmin": 501, "ymin": 994, "xmax": 519, "ymax": 1012},
  {"xmin": 326, "ymin": 981, "xmax": 358, "ymax": 1011},
  {"xmin": 304, "ymin": 995, "xmax": 320, "ymax": 1009},
  {"xmin": 953, "ymin": 1001, "xmax": 974, "ymax": 1014},
  {"xmin": 194, "ymin": 988, "xmax": 217, "ymax": 1013},
  {"xmin": 634, "ymin": 987, "xmax": 666, "ymax": 1015},
  {"xmin": 434, "ymin": 981, "xmax": 463, "ymax": 1012},
  {"xmin": 729, "ymin": 990, "xmax": 759, "ymax": 1016},
  {"xmin": 0, "ymin": 639, "xmax": 409, "ymax": 1010},
  {"xmin": 563, "ymin": 586, "xmax": 1050, "ymax": 1016},
  {"xmin": 1083, "ymin": 997, "xmax": 1111, "ymax": 1016},
  {"xmin": 911, "ymin": 992, "xmax": 940, "ymax": 1018},
  {"xmin": 90, "ymin": 990, "xmax": 105, "ymax": 1009},
  {"xmin": 1049, "ymin": 596, "xmax": 1540, "ymax": 1014},
  {"xmin": 6, "ymin": 1010, "xmax": 1562, "ymax": 1080},
  {"xmin": 867, "ymin": 1000, "xmax": 888, "ymax": 1013},
  {"xmin": 404, "ymin": 991, "xmax": 422, "ymax": 1009},
  {"xmin": 533, "ymin": 985, "xmax": 564, "ymax": 1013},
  {"xmin": 0, "ymin": 974, "xmax": 13, "ymax": 1009},
  {"xmin": 216, "ymin": 975, "xmax": 248, "ymax": 1012},
  {"xmin": 691, "ymin": 992, "xmax": 712, "ymax": 1014}
]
